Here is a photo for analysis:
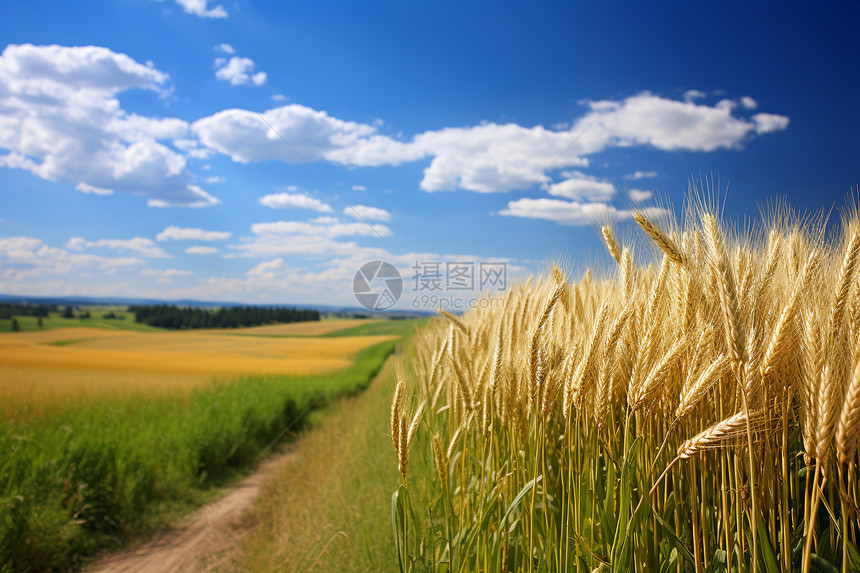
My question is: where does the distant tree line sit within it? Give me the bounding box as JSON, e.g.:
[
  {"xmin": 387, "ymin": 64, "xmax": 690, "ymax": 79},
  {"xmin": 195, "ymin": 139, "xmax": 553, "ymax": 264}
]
[
  {"xmin": 0, "ymin": 303, "xmax": 55, "ymax": 320},
  {"xmin": 128, "ymin": 304, "xmax": 320, "ymax": 329}
]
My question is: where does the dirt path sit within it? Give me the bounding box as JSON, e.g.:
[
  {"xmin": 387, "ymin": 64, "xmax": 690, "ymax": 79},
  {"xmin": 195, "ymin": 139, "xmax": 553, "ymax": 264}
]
[{"xmin": 85, "ymin": 448, "xmax": 295, "ymax": 573}]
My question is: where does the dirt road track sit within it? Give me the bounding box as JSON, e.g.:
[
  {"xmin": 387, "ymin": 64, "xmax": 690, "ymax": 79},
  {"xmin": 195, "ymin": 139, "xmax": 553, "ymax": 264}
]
[{"xmin": 85, "ymin": 449, "xmax": 295, "ymax": 573}]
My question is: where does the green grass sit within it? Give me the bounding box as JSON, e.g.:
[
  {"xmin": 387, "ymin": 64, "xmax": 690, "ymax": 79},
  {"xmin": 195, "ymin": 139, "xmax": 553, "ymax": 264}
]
[
  {"xmin": 0, "ymin": 309, "xmax": 160, "ymax": 333},
  {"xmin": 321, "ymin": 318, "xmax": 425, "ymax": 338},
  {"xmin": 234, "ymin": 322, "xmax": 429, "ymax": 572},
  {"xmin": 43, "ymin": 338, "xmax": 101, "ymax": 347},
  {"xmin": 223, "ymin": 318, "xmax": 427, "ymax": 339},
  {"xmin": 0, "ymin": 339, "xmax": 397, "ymax": 573}
]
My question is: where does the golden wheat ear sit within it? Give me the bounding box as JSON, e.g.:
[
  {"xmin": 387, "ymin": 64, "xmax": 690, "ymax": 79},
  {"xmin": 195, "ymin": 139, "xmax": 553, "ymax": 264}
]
[
  {"xmin": 836, "ymin": 359, "xmax": 860, "ymax": 464},
  {"xmin": 391, "ymin": 378, "xmax": 404, "ymax": 453},
  {"xmin": 432, "ymin": 433, "xmax": 448, "ymax": 490},
  {"xmin": 437, "ymin": 308, "xmax": 470, "ymax": 337},
  {"xmin": 635, "ymin": 211, "xmax": 686, "ymax": 266},
  {"xmin": 601, "ymin": 225, "xmax": 622, "ymax": 264}
]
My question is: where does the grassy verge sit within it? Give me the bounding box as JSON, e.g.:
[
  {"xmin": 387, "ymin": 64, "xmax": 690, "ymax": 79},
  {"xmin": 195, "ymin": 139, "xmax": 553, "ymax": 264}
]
[
  {"xmin": 232, "ymin": 324, "xmax": 432, "ymax": 572},
  {"xmin": 0, "ymin": 339, "xmax": 397, "ymax": 572},
  {"xmin": 320, "ymin": 319, "xmax": 424, "ymax": 338},
  {"xmin": 224, "ymin": 319, "xmax": 425, "ymax": 339}
]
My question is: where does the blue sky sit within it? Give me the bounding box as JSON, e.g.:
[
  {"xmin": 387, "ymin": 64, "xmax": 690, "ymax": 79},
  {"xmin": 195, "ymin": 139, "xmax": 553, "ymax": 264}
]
[{"xmin": 0, "ymin": 1, "xmax": 857, "ymax": 309}]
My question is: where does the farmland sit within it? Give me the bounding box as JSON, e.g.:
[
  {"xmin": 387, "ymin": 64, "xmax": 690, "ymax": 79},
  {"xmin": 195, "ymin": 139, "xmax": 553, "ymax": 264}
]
[
  {"xmin": 0, "ymin": 319, "xmax": 394, "ymax": 417},
  {"xmin": 389, "ymin": 204, "xmax": 860, "ymax": 573},
  {"xmin": 0, "ymin": 317, "xmax": 412, "ymax": 572}
]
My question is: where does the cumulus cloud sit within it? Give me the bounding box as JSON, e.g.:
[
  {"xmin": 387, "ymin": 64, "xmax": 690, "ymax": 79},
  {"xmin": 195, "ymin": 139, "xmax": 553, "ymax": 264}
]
[
  {"xmin": 250, "ymin": 220, "xmax": 391, "ymax": 239},
  {"xmin": 175, "ymin": 0, "xmax": 226, "ymax": 18},
  {"xmin": 259, "ymin": 192, "xmax": 333, "ymax": 212},
  {"xmin": 141, "ymin": 268, "xmax": 193, "ymax": 277},
  {"xmin": 501, "ymin": 198, "xmax": 667, "ymax": 226},
  {"xmin": 76, "ymin": 182, "xmax": 113, "ymax": 195},
  {"xmin": 576, "ymin": 92, "xmax": 776, "ymax": 152},
  {"xmin": 247, "ymin": 258, "xmax": 284, "ymax": 277},
  {"xmin": 156, "ymin": 226, "xmax": 232, "ymax": 241},
  {"xmin": 623, "ymin": 170, "xmax": 657, "ymax": 180},
  {"xmin": 741, "ymin": 96, "xmax": 758, "ymax": 109},
  {"xmin": 215, "ymin": 43, "xmax": 235, "ymax": 54},
  {"xmin": 172, "ymin": 138, "xmax": 214, "ymax": 160},
  {"xmin": 0, "ymin": 235, "xmax": 144, "ymax": 281},
  {"xmin": 194, "ymin": 91, "xmax": 788, "ymax": 195},
  {"xmin": 229, "ymin": 218, "xmax": 392, "ymax": 258},
  {"xmin": 214, "ymin": 56, "xmax": 267, "ymax": 86},
  {"xmin": 345, "ymin": 205, "xmax": 391, "ymax": 221},
  {"xmin": 193, "ymin": 104, "xmax": 380, "ymax": 164},
  {"xmin": 0, "ymin": 44, "xmax": 218, "ymax": 207},
  {"xmin": 752, "ymin": 113, "xmax": 790, "ymax": 134},
  {"xmin": 629, "ymin": 188, "xmax": 653, "ymax": 203},
  {"xmin": 185, "ymin": 245, "xmax": 219, "ymax": 255},
  {"xmin": 66, "ymin": 236, "xmax": 170, "ymax": 258},
  {"xmin": 162, "ymin": 240, "xmax": 523, "ymax": 307},
  {"xmin": 547, "ymin": 171, "xmax": 616, "ymax": 201}
]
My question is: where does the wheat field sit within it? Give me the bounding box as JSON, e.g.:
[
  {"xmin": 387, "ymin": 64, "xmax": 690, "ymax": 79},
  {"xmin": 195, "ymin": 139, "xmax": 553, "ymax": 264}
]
[
  {"xmin": 0, "ymin": 323, "xmax": 396, "ymax": 416},
  {"xmin": 392, "ymin": 198, "xmax": 860, "ymax": 573}
]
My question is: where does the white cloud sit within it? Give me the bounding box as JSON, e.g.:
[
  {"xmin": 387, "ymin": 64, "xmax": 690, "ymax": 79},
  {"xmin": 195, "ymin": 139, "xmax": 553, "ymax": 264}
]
[
  {"xmin": 193, "ymin": 104, "xmax": 379, "ymax": 164},
  {"xmin": 156, "ymin": 226, "xmax": 232, "ymax": 241},
  {"xmin": 172, "ymin": 138, "xmax": 214, "ymax": 160},
  {"xmin": 272, "ymin": 94, "xmax": 287, "ymax": 102},
  {"xmin": 0, "ymin": 44, "xmax": 218, "ymax": 207},
  {"xmin": 629, "ymin": 188, "xmax": 653, "ymax": 203},
  {"xmin": 141, "ymin": 268, "xmax": 193, "ymax": 277},
  {"xmin": 741, "ymin": 96, "xmax": 758, "ymax": 109},
  {"xmin": 250, "ymin": 220, "xmax": 391, "ymax": 238},
  {"xmin": 147, "ymin": 185, "xmax": 219, "ymax": 208},
  {"xmin": 0, "ymin": 235, "xmax": 144, "ymax": 280},
  {"xmin": 547, "ymin": 171, "xmax": 616, "ymax": 201},
  {"xmin": 214, "ymin": 56, "xmax": 267, "ymax": 86},
  {"xmin": 576, "ymin": 92, "xmax": 775, "ymax": 152},
  {"xmin": 259, "ymin": 192, "xmax": 333, "ymax": 212},
  {"xmin": 205, "ymin": 175, "xmax": 225, "ymax": 183},
  {"xmin": 247, "ymin": 258, "xmax": 283, "ymax": 277},
  {"xmin": 501, "ymin": 198, "xmax": 667, "ymax": 226},
  {"xmin": 195, "ymin": 91, "xmax": 788, "ymax": 195},
  {"xmin": 623, "ymin": 170, "xmax": 657, "ymax": 180},
  {"xmin": 228, "ymin": 218, "xmax": 392, "ymax": 258},
  {"xmin": 157, "ymin": 246, "xmax": 524, "ymax": 308},
  {"xmin": 345, "ymin": 205, "xmax": 391, "ymax": 222},
  {"xmin": 683, "ymin": 89, "xmax": 707, "ymax": 101},
  {"xmin": 76, "ymin": 182, "xmax": 113, "ymax": 195},
  {"xmin": 175, "ymin": 0, "xmax": 226, "ymax": 18},
  {"xmin": 752, "ymin": 113, "xmax": 790, "ymax": 134},
  {"xmin": 66, "ymin": 236, "xmax": 170, "ymax": 258},
  {"xmin": 186, "ymin": 245, "xmax": 219, "ymax": 255},
  {"xmin": 215, "ymin": 43, "xmax": 235, "ymax": 54},
  {"xmin": 352, "ymin": 184, "xmax": 367, "ymax": 191}
]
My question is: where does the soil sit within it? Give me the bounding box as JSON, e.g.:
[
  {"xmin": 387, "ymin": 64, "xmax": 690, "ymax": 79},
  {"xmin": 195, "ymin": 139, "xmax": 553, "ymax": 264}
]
[{"xmin": 85, "ymin": 449, "xmax": 295, "ymax": 573}]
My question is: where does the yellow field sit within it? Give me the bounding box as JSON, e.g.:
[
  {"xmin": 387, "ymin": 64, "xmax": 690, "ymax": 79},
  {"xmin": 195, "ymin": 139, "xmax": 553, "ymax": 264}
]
[
  {"xmin": 231, "ymin": 318, "xmax": 384, "ymax": 335},
  {"xmin": 0, "ymin": 321, "xmax": 395, "ymax": 416}
]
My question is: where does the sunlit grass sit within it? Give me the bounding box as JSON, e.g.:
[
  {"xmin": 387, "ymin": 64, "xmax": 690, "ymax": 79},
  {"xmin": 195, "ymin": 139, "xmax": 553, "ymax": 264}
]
[{"xmin": 0, "ymin": 319, "xmax": 414, "ymax": 572}]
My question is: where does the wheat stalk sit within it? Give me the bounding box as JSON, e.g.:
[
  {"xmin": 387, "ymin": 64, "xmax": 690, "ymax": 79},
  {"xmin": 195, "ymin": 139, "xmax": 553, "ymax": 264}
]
[
  {"xmin": 836, "ymin": 359, "xmax": 860, "ymax": 464},
  {"xmin": 635, "ymin": 211, "xmax": 686, "ymax": 265},
  {"xmin": 601, "ymin": 225, "xmax": 622, "ymax": 264}
]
